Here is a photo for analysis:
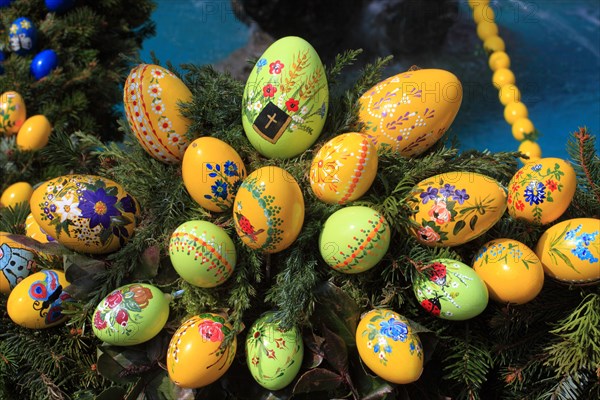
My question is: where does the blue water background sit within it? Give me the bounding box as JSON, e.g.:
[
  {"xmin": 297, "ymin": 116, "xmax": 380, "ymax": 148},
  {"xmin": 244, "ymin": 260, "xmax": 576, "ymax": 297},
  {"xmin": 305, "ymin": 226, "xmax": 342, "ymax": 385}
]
[{"xmin": 140, "ymin": 0, "xmax": 600, "ymax": 159}]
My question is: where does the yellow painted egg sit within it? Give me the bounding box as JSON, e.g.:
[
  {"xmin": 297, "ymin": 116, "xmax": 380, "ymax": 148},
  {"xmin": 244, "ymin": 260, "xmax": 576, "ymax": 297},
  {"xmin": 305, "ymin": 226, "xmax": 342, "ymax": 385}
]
[
  {"xmin": 29, "ymin": 174, "xmax": 140, "ymax": 254},
  {"xmin": 1, "ymin": 181, "xmax": 33, "ymax": 208},
  {"xmin": 123, "ymin": 64, "xmax": 192, "ymax": 163},
  {"xmin": 167, "ymin": 313, "xmax": 237, "ymax": 388},
  {"xmin": 16, "ymin": 115, "xmax": 52, "ymax": 150},
  {"xmin": 356, "ymin": 309, "xmax": 423, "ymax": 384},
  {"xmin": 409, "ymin": 172, "xmax": 507, "ymax": 246},
  {"xmin": 241, "ymin": 36, "xmax": 329, "ymax": 159},
  {"xmin": 7, "ymin": 269, "xmax": 72, "ymax": 329},
  {"xmin": 25, "ymin": 213, "xmax": 55, "ymax": 243},
  {"xmin": 535, "ymin": 218, "xmax": 600, "ymax": 284},
  {"xmin": 182, "ymin": 137, "xmax": 246, "ymax": 212},
  {"xmin": 507, "ymin": 158, "xmax": 576, "ymax": 225},
  {"xmin": 309, "ymin": 132, "xmax": 378, "ymax": 204},
  {"xmin": 0, "ymin": 91, "xmax": 27, "ymax": 136},
  {"xmin": 358, "ymin": 69, "xmax": 462, "ymax": 157},
  {"xmin": 473, "ymin": 239, "xmax": 544, "ymax": 304},
  {"xmin": 233, "ymin": 166, "xmax": 304, "ymax": 253},
  {"xmin": 0, "ymin": 232, "xmax": 39, "ymax": 294}
]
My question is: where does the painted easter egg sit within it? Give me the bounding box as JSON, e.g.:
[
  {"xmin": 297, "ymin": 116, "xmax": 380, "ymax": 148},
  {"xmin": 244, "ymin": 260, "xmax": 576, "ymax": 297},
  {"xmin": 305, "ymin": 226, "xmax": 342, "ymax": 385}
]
[
  {"xmin": 123, "ymin": 64, "xmax": 192, "ymax": 163},
  {"xmin": 167, "ymin": 313, "xmax": 237, "ymax": 388},
  {"xmin": 169, "ymin": 220, "xmax": 236, "ymax": 288},
  {"xmin": 409, "ymin": 172, "xmax": 507, "ymax": 247},
  {"xmin": 319, "ymin": 206, "xmax": 390, "ymax": 274},
  {"xmin": 8, "ymin": 17, "xmax": 37, "ymax": 56},
  {"xmin": 356, "ymin": 309, "xmax": 423, "ymax": 384},
  {"xmin": 358, "ymin": 69, "xmax": 462, "ymax": 157},
  {"xmin": 241, "ymin": 36, "xmax": 328, "ymax": 159},
  {"xmin": 0, "ymin": 91, "xmax": 26, "ymax": 136},
  {"xmin": 182, "ymin": 137, "xmax": 246, "ymax": 212},
  {"xmin": 0, "ymin": 232, "xmax": 38, "ymax": 294},
  {"xmin": 535, "ymin": 218, "xmax": 600, "ymax": 284},
  {"xmin": 17, "ymin": 115, "xmax": 52, "ymax": 150},
  {"xmin": 414, "ymin": 259, "xmax": 489, "ymax": 320},
  {"xmin": 473, "ymin": 239, "xmax": 544, "ymax": 304},
  {"xmin": 507, "ymin": 158, "xmax": 576, "ymax": 225},
  {"xmin": 30, "ymin": 49, "xmax": 59, "ymax": 80},
  {"xmin": 7, "ymin": 269, "xmax": 71, "ymax": 329},
  {"xmin": 1, "ymin": 181, "xmax": 33, "ymax": 208},
  {"xmin": 92, "ymin": 283, "xmax": 170, "ymax": 346},
  {"xmin": 29, "ymin": 174, "xmax": 140, "ymax": 254},
  {"xmin": 309, "ymin": 132, "xmax": 378, "ymax": 204},
  {"xmin": 25, "ymin": 213, "xmax": 55, "ymax": 243},
  {"xmin": 246, "ymin": 312, "xmax": 304, "ymax": 390},
  {"xmin": 233, "ymin": 166, "xmax": 304, "ymax": 253}
]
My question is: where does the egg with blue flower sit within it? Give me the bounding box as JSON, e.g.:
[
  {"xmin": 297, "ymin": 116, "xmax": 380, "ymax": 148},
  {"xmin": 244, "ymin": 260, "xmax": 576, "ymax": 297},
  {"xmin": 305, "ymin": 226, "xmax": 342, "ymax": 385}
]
[
  {"xmin": 9, "ymin": 17, "xmax": 37, "ymax": 56},
  {"xmin": 182, "ymin": 137, "xmax": 246, "ymax": 212},
  {"xmin": 29, "ymin": 174, "xmax": 140, "ymax": 254},
  {"xmin": 356, "ymin": 308, "xmax": 423, "ymax": 384},
  {"xmin": 31, "ymin": 49, "xmax": 59, "ymax": 80}
]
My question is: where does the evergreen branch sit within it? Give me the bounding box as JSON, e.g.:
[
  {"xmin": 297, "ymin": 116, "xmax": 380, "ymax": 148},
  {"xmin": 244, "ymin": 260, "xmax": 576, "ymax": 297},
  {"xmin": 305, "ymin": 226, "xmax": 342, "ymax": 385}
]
[
  {"xmin": 566, "ymin": 127, "xmax": 600, "ymax": 216},
  {"xmin": 325, "ymin": 48, "xmax": 363, "ymax": 89}
]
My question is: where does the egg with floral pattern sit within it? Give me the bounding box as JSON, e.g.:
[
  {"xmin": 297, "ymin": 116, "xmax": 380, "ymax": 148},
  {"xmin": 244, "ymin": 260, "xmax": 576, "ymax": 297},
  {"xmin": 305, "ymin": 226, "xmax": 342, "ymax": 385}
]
[
  {"xmin": 8, "ymin": 17, "xmax": 37, "ymax": 56},
  {"xmin": 169, "ymin": 220, "xmax": 236, "ymax": 288},
  {"xmin": 414, "ymin": 259, "xmax": 489, "ymax": 320},
  {"xmin": 0, "ymin": 232, "xmax": 38, "ymax": 294},
  {"xmin": 25, "ymin": 213, "xmax": 55, "ymax": 243},
  {"xmin": 167, "ymin": 313, "xmax": 237, "ymax": 388},
  {"xmin": 92, "ymin": 283, "xmax": 170, "ymax": 345},
  {"xmin": 409, "ymin": 172, "xmax": 507, "ymax": 247},
  {"xmin": 29, "ymin": 174, "xmax": 140, "ymax": 254},
  {"xmin": 507, "ymin": 158, "xmax": 576, "ymax": 225},
  {"xmin": 473, "ymin": 239, "xmax": 544, "ymax": 304},
  {"xmin": 182, "ymin": 137, "xmax": 246, "ymax": 212},
  {"xmin": 309, "ymin": 132, "xmax": 378, "ymax": 204},
  {"xmin": 356, "ymin": 309, "xmax": 423, "ymax": 384},
  {"xmin": 246, "ymin": 312, "xmax": 304, "ymax": 390},
  {"xmin": 319, "ymin": 206, "xmax": 390, "ymax": 274},
  {"xmin": 358, "ymin": 69, "xmax": 462, "ymax": 157},
  {"xmin": 0, "ymin": 91, "xmax": 26, "ymax": 136},
  {"xmin": 242, "ymin": 36, "xmax": 329, "ymax": 159},
  {"xmin": 7, "ymin": 269, "xmax": 71, "ymax": 329},
  {"xmin": 535, "ymin": 218, "xmax": 600, "ymax": 283},
  {"xmin": 123, "ymin": 64, "xmax": 192, "ymax": 163},
  {"xmin": 233, "ymin": 166, "xmax": 304, "ymax": 253}
]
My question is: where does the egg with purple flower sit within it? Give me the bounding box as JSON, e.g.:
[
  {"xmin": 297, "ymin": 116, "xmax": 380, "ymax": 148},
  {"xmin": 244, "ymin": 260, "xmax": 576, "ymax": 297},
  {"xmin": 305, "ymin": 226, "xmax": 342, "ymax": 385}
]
[{"xmin": 29, "ymin": 175, "xmax": 140, "ymax": 254}]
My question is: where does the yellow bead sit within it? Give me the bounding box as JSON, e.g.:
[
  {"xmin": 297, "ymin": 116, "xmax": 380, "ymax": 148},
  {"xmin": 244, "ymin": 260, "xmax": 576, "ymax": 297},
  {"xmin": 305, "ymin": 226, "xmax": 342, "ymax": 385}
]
[
  {"xmin": 489, "ymin": 51, "xmax": 511, "ymax": 71},
  {"xmin": 504, "ymin": 102, "xmax": 528, "ymax": 125},
  {"xmin": 499, "ymin": 85, "xmax": 521, "ymax": 106},
  {"xmin": 492, "ymin": 68, "xmax": 516, "ymax": 89},
  {"xmin": 518, "ymin": 141, "xmax": 542, "ymax": 163},
  {"xmin": 473, "ymin": 5, "xmax": 495, "ymax": 24},
  {"xmin": 1, "ymin": 182, "xmax": 33, "ymax": 208},
  {"xmin": 16, "ymin": 115, "xmax": 52, "ymax": 151},
  {"xmin": 477, "ymin": 21, "xmax": 499, "ymax": 41},
  {"xmin": 484, "ymin": 36, "xmax": 505, "ymax": 53},
  {"xmin": 469, "ymin": 0, "xmax": 490, "ymax": 9},
  {"xmin": 512, "ymin": 118, "xmax": 535, "ymax": 141}
]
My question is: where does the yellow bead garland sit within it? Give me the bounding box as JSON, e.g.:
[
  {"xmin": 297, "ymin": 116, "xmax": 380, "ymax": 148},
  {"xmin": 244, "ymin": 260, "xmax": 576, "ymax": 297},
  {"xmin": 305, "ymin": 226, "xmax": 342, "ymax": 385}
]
[{"xmin": 469, "ymin": 1, "xmax": 540, "ymax": 160}]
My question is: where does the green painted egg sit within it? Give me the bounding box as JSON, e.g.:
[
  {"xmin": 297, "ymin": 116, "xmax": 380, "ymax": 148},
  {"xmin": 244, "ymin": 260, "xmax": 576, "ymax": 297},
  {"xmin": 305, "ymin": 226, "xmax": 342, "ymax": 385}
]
[
  {"xmin": 92, "ymin": 283, "xmax": 170, "ymax": 346},
  {"xmin": 319, "ymin": 206, "xmax": 390, "ymax": 273},
  {"xmin": 241, "ymin": 36, "xmax": 328, "ymax": 159},
  {"xmin": 169, "ymin": 220, "xmax": 236, "ymax": 288},
  {"xmin": 246, "ymin": 312, "xmax": 304, "ymax": 390},
  {"xmin": 409, "ymin": 172, "xmax": 507, "ymax": 247},
  {"xmin": 414, "ymin": 258, "xmax": 489, "ymax": 320}
]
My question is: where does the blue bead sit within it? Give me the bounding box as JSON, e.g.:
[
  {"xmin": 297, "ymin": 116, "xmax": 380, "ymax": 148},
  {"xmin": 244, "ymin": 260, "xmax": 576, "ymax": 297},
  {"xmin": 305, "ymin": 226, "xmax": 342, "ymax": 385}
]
[
  {"xmin": 45, "ymin": 0, "xmax": 75, "ymax": 13},
  {"xmin": 8, "ymin": 17, "xmax": 37, "ymax": 56},
  {"xmin": 31, "ymin": 50, "xmax": 59, "ymax": 80}
]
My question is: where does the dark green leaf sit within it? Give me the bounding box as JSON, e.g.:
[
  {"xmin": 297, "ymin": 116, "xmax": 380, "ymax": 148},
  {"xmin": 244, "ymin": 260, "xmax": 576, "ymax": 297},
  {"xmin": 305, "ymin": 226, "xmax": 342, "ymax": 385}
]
[
  {"xmin": 453, "ymin": 220, "xmax": 466, "ymax": 235},
  {"xmin": 96, "ymin": 353, "xmax": 137, "ymax": 384},
  {"xmin": 293, "ymin": 368, "xmax": 343, "ymax": 395},
  {"xmin": 95, "ymin": 386, "xmax": 128, "ymax": 400},
  {"xmin": 312, "ymin": 282, "xmax": 360, "ymax": 346},
  {"xmin": 322, "ymin": 326, "xmax": 348, "ymax": 375},
  {"xmin": 469, "ymin": 215, "xmax": 479, "ymax": 230}
]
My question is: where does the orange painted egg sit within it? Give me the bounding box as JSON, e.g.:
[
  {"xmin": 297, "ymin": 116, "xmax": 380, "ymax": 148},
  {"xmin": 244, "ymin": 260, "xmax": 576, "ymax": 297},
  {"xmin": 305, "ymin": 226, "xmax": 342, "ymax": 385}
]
[
  {"xmin": 473, "ymin": 238, "xmax": 544, "ymax": 304},
  {"xmin": 535, "ymin": 218, "xmax": 600, "ymax": 283},
  {"xmin": 29, "ymin": 174, "xmax": 140, "ymax": 254},
  {"xmin": 233, "ymin": 166, "xmax": 304, "ymax": 253},
  {"xmin": 358, "ymin": 69, "xmax": 462, "ymax": 157},
  {"xmin": 25, "ymin": 213, "xmax": 55, "ymax": 243},
  {"xmin": 356, "ymin": 309, "xmax": 423, "ymax": 384},
  {"xmin": 0, "ymin": 91, "xmax": 26, "ymax": 136},
  {"xmin": 167, "ymin": 314, "xmax": 237, "ymax": 388},
  {"xmin": 123, "ymin": 64, "xmax": 192, "ymax": 163},
  {"xmin": 309, "ymin": 132, "xmax": 378, "ymax": 204},
  {"xmin": 409, "ymin": 172, "xmax": 507, "ymax": 247},
  {"xmin": 182, "ymin": 137, "xmax": 246, "ymax": 212},
  {"xmin": 507, "ymin": 158, "xmax": 576, "ymax": 225},
  {"xmin": 0, "ymin": 232, "xmax": 38, "ymax": 294}
]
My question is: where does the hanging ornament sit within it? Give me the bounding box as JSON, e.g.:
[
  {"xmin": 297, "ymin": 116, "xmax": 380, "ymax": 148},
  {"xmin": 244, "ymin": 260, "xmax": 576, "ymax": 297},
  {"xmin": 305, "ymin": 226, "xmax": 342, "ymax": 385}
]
[
  {"xmin": 0, "ymin": 51, "xmax": 5, "ymax": 75},
  {"xmin": 17, "ymin": 115, "xmax": 52, "ymax": 150},
  {"xmin": 0, "ymin": 0, "xmax": 14, "ymax": 7},
  {"xmin": 30, "ymin": 49, "xmax": 59, "ymax": 80},
  {"xmin": 0, "ymin": 232, "xmax": 39, "ymax": 294},
  {"xmin": 0, "ymin": 91, "xmax": 27, "ymax": 136},
  {"xmin": 45, "ymin": 0, "xmax": 75, "ymax": 13},
  {"xmin": 1, "ymin": 181, "xmax": 33, "ymax": 209},
  {"xmin": 8, "ymin": 17, "xmax": 37, "ymax": 56}
]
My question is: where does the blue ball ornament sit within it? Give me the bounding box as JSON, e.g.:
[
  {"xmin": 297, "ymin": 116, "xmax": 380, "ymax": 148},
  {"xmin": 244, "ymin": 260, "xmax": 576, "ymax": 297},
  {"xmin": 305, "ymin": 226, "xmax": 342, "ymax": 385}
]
[
  {"xmin": 8, "ymin": 17, "xmax": 37, "ymax": 56},
  {"xmin": 45, "ymin": 0, "xmax": 75, "ymax": 13},
  {"xmin": 0, "ymin": 0, "xmax": 14, "ymax": 8},
  {"xmin": 31, "ymin": 49, "xmax": 59, "ymax": 80}
]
